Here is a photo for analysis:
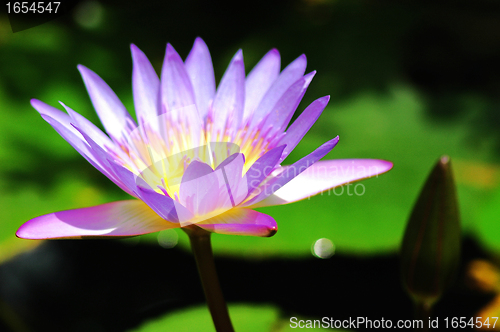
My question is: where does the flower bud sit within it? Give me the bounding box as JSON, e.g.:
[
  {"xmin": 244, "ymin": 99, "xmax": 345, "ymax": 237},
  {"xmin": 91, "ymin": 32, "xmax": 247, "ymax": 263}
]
[{"xmin": 401, "ymin": 156, "xmax": 461, "ymax": 305}]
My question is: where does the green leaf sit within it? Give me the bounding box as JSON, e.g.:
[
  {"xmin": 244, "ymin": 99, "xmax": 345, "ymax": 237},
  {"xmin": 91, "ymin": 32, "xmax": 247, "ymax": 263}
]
[
  {"xmin": 130, "ymin": 304, "xmax": 351, "ymax": 332},
  {"xmin": 130, "ymin": 304, "xmax": 279, "ymax": 332}
]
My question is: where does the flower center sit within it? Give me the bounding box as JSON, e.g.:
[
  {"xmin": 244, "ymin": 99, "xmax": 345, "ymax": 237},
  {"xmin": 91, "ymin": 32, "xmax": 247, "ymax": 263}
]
[{"xmin": 111, "ymin": 113, "xmax": 283, "ymax": 201}]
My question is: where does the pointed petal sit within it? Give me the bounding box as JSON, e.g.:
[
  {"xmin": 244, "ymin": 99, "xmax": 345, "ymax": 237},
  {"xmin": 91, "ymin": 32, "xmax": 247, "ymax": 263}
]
[
  {"xmin": 160, "ymin": 43, "xmax": 196, "ymax": 113},
  {"xmin": 31, "ymin": 99, "xmax": 74, "ymax": 129},
  {"xmin": 59, "ymin": 102, "xmax": 131, "ymax": 170},
  {"xmin": 251, "ymin": 159, "xmax": 394, "ymax": 207},
  {"xmin": 243, "ymin": 49, "xmax": 280, "ymax": 120},
  {"xmin": 250, "ymin": 54, "xmax": 307, "ymax": 126},
  {"xmin": 16, "ymin": 200, "xmax": 177, "ymax": 239},
  {"xmin": 243, "ymin": 136, "xmax": 339, "ymax": 206},
  {"xmin": 61, "ymin": 102, "xmax": 114, "ymax": 150},
  {"xmin": 185, "ymin": 37, "xmax": 216, "ymax": 120},
  {"xmin": 198, "ymin": 208, "xmax": 277, "ymax": 237},
  {"xmin": 31, "ymin": 99, "xmax": 112, "ymax": 180},
  {"xmin": 211, "ymin": 49, "xmax": 245, "ymax": 136},
  {"xmin": 31, "ymin": 100, "xmax": 91, "ymax": 160},
  {"xmin": 39, "ymin": 113, "xmax": 97, "ymax": 166},
  {"xmin": 245, "ymin": 145, "xmax": 286, "ymax": 195},
  {"xmin": 77, "ymin": 65, "xmax": 134, "ymax": 143},
  {"xmin": 131, "ymin": 44, "xmax": 161, "ymax": 132},
  {"xmin": 261, "ymin": 71, "xmax": 316, "ymax": 135},
  {"xmin": 279, "ymin": 96, "xmax": 330, "ymax": 161}
]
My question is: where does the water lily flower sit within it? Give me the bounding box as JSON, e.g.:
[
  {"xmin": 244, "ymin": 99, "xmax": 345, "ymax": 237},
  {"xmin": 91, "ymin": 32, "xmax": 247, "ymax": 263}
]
[{"xmin": 16, "ymin": 38, "xmax": 393, "ymax": 240}]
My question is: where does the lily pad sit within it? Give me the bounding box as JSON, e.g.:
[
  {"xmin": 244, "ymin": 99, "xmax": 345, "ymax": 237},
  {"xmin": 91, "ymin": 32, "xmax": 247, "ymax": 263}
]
[{"xmin": 130, "ymin": 303, "xmax": 350, "ymax": 332}]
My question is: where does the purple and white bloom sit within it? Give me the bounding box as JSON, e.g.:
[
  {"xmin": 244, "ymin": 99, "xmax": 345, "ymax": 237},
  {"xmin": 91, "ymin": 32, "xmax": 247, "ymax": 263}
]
[{"xmin": 17, "ymin": 38, "xmax": 392, "ymax": 240}]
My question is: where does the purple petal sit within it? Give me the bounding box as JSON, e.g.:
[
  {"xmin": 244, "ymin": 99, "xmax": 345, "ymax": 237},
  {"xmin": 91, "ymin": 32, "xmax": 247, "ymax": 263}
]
[
  {"xmin": 61, "ymin": 102, "xmax": 115, "ymax": 151},
  {"xmin": 41, "ymin": 116, "xmax": 138, "ymax": 200},
  {"xmin": 209, "ymin": 141, "xmax": 241, "ymax": 169},
  {"xmin": 33, "ymin": 102, "xmax": 110, "ymax": 179},
  {"xmin": 210, "ymin": 49, "xmax": 245, "ymax": 136},
  {"xmin": 198, "ymin": 208, "xmax": 277, "ymax": 237},
  {"xmin": 279, "ymin": 96, "xmax": 330, "ymax": 161},
  {"xmin": 77, "ymin": 65, "xmax": 134, "ymax": 143},
  {"xmin": 185, "ymin": 37, "xmax": 216, "ymax": 120},
  {"xmin": 160, "ymin": 43, "xmax": 196, "ymax": 113},
  {"xmin": 261, "ymin": 71, "xmax": 316, "ymax": 135},
  {"xmin": 243, "ymin": 136, "xmax": 339, "ymax": 206},
  {"xmin": 31, "ymin": 99, "xmax": 74, "ymax": 128},
  {"xmin": 182, "ymin": 159, "xmax": 215, "ymax": 182},
  {"xmin": 131, "ymin": 44, "xmax": 161, "ymax": 132},
  {"xmin": 134, "ymin": 186, "xmax": 181, "ymax": 222},
  {"xmin": 16, "ymin": 200, "xmax": 177, "ymax": 239},
  {"xmin": 250, "ymin": 159, "xmax": 394, "ymax": 207},
  {"xmin": 250, "ymin": 54, "xmax": 307, "ymax": 127},
  {"xmin": 179, "ymin": 160, "xmax": 223, "ymax": 220},
  {"xmin": 106, "ymin": 160, "xmax": 142, "ymax": 196},
  {"xmin": 245, "ymin": 145, "xmax": 286, "ymax": 195},
  {"xmin": 156, "ymin": 104, "xmax": 205, "ymax": 154},
  {"xmin": 105, "ymin": 160, "xmax": 186, "ymax": 223},
  {"xmin": 31, "ymin": 100, "xmax": 94, "ymax": 163},
  {"xmin": 72, "ymin": 126, "xmax": 138, "ymax": 197},
  {"xmin": 215, "ymin": 153, "xmax": 248, "ymax": 206},
  {"xmin": 40, "ymin": 113, "xmax": 94, "ymax": 164},
  {"xmin": 243, "ymin": 49, "xmax": 280, "ymax": 121}
]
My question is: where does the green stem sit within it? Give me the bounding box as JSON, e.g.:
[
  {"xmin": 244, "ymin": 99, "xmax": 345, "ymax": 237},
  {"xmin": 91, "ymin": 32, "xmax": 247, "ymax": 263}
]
[{"xmin": 184, "ymin": 226, "xmax": 235, "ymax": 332}]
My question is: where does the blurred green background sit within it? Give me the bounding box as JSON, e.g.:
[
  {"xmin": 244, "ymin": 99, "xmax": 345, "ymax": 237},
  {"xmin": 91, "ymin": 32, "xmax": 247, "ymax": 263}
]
[{"xmin": 1, "ymin": 0, "xmax": 500, "ymax": 331}]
